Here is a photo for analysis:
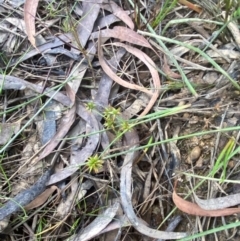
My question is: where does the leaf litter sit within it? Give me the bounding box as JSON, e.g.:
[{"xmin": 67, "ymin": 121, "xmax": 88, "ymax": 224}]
[{"xmin": 0, "ymin": 0, "xmax": 240, "ymax": 240}]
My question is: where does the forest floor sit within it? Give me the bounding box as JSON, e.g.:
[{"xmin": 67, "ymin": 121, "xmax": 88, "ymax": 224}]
[{"xmin": 0, "ymin": 0, "xmax": 240, "ymax": 240}]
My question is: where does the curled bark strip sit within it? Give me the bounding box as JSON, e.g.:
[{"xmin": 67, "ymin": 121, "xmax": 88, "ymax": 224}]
[
  {"xmin": 0, "ymin": 169, "xmax": 52, "ymax": 221},
  {"xmin": 173, "ymin": 184, "xmax": 240, "ymax": 217},
  {"xmin": 120, "ymin": 147, "xmax": 187, "ymax": 239}
]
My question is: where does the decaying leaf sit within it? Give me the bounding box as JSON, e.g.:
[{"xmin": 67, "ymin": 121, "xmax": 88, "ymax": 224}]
[
  {"xmin": 0, "ymin": 74, "xmax": 72, "ymax": 107},
  {"xmin": 101, "ymin": 1, "xmax": 134, "ymax": 29},
  {"xmin": 120, "ymin": 131, "xmax": 186, "ymax": 239},
  {"xmin": 24, "ymin": 0, "xmax": 39, "ymax": 48},
  {"xmin": 98, "ymin": 39, "xmax": 151, "ymax": 95},
  {"xmin": 193, "ymin": 191, "xmax": 240, "ymax": 211},
  {"xmin": 67, "ymin": 202, "xmax": 120, "ymax": 241},
  {"xmin": 94, "ymin": 47, "xmax": 126, "ymax": 120},
  {"xmin": 24, "ymin": 185, "xmax": 59, "ymax": 210},
  {"xmin": 47, "ymin": 103, "xmax": 100, "ymax": 185},
  {"xmin": 76, "ymin": 0, "xmax": 101, "ymax": 47},
  {"xmin": 173, "ymin": 182, "xmax": 240, "ymax": 217},
  {"xmin": 92, "ymin": 26, "xmax": 152, "ymax": 49},
  {"xmin": 0, "ymin": 120, "xmax": 21, "ymax": 145},
  {"xmin": 99, "ymin": 38, "xmax": 160, "ymax": 117}
]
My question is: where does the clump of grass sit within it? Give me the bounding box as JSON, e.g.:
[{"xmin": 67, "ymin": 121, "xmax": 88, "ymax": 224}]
[
  {"xmin": 151, "ymin": 0, "xmax": 178, "ymax": 28},
  {"xmin": 86, "ymin": 154, "xmax": 104, "ymax": 173}
]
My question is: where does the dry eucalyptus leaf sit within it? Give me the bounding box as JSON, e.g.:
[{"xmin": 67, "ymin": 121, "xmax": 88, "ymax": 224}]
[
  {"xmin": 193, "ymin": 191, "xmax": 240, "ymax": 211},
  {"xmin": 24, "ymin": 186, "xmax": 59, "ymax": 210},
  {"xmin": 37, "ymin": 85, "xmax": 76, "ymax": 161},
  {"xmin": 93, "ymin": 26, "xmax": 152, "ymax": 49},
  {"xmin": 120, "ymin": 130, "xmax": 186, "ymax": 240},
  {"xmin": 24, "ymin": 0, "xmax": 39, "ymax": 48},
  {"xmin": 67, "ymin": 202, "xmax": 120, "ymax": 241},
  {"xmin": 101, "ymin": 1, "xmax": 134, "ymax": 30}
]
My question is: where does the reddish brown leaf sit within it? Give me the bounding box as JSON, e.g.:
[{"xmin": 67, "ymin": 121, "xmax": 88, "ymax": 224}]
[
  {"xmin": 173, "ymin": 183, "xmax": 240, "ymax": 217},
  {"xmin": 98, "ymin": 37, "xmax": 161, "ymax": 117},
  {"xmin": 24, "ymin": 0, "xmax": 39, "ymax": 48}
]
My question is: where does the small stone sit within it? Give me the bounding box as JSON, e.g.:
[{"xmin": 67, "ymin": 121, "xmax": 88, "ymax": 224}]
[{"xmin": 186, "ymin": 146, "xmax": 201, "ymax": 164}]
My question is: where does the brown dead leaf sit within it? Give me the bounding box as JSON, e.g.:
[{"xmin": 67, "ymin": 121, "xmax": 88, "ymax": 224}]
[
  {"xmin": 99, "ymin": 39, "xmax": 160, "ymax": 117},
  {"xmin": 98, "ymin": 34, "xmax": 152, "ymax": 95},
  {"xmin": 0, "ymin": 74, "xmax": 72, "ymax": 107},
  {"xmin": 92, "ymin": 26, "xmax": 152, "ymax": 49},
  {"xmin": 173, "ymin": 182, "xmax": 240, "ymax": 217},
  {"xmin": 76, "ymin": 0, "xmax": 101, "ymax": 47},
  {"xmin": 95, "ymin": 47, "xmax": 126, "ymax": 121},
  {"xmin": 163, "ymin": 55, "xmax": 181, "ymax": 79},
  {"xmin": 10, "ymin": 34, "xmax": 72, "ymax": 66},
  {"xmin": 24, "ymin": 185, "xmax": 59, "ymax": 210},
  {"xmin": 101, "ymin": 1, "xmax": 134, "ymax": 30},
  {"xmin": 178, "ymin": 0, "xmax": 202, "ymax": 13},
  {"xmin": 24, "ymin": 0, "xmax": 39, "ymax": 48}
]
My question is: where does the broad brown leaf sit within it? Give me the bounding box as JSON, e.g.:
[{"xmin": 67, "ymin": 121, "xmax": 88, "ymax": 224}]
[{"xmin": 24, "ymin": 186, "xmax": 59, "ymax": 210}]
